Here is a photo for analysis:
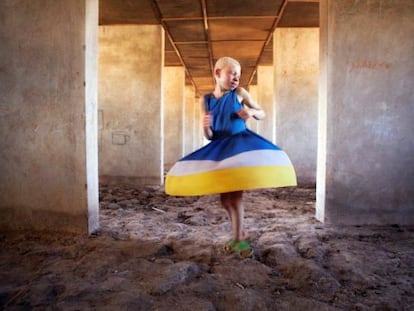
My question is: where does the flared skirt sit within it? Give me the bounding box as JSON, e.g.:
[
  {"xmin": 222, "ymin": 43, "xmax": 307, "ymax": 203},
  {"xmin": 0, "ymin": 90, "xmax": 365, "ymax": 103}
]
[{"xmin": 165, "ymin": 129, "xmax": 297, "ymax": 196}]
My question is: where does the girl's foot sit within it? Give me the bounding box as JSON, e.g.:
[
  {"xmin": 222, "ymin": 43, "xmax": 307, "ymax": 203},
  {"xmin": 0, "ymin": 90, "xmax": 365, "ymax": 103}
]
[
  {"xmin": 233, "ymin": 240, "xmax": 253, "ymax": 258},
  {"xmin": 223, "ymin": 231, "xmax": 249, "ymax": 254},
  {"xmin": 223, "ymin": 239, "xmax": 236, "ymax": 254},
  {"xmin": 223, "ymin": 231, "xmax": 250, "ymax": 254},
  {"xmin": 223, "ymin": 239, "xmax": 253, "ymax": 258}
]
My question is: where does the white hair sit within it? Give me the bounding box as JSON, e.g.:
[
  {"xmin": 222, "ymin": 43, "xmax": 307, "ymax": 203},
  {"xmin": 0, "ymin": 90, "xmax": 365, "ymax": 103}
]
[{"xmin": 213, "ymin": 56, "xmax": 241, "ymax": 72}]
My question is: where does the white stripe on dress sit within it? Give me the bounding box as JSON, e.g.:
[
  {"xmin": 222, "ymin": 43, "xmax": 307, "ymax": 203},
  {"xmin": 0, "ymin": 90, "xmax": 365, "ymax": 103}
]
[{"xmin": 168, "ymin": 149, "xmax": 292, "ymax": 176}]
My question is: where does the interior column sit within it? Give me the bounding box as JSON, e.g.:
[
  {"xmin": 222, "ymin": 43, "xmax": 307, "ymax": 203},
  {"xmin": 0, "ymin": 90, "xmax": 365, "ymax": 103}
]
[
  {"xmin": 273, "ymin": 28, "xmax": 319, "ymax": 185},
  {"xmin": 99, "ymin": 25, "xmax": 164, "ymax": 185},
  {"xmin": 317, "ymin": 0, "xmax": 414, "ymax": 224},
  {"xmin": 257, "ymin": 66, "xmax": 275, "ymax": 142},
  {"xmin": 163, "ymin": 66, "xmax": 185, "ymax": 168},
  {"xmin": 0, "ymin": 0, "xmax": 99, "ymax": 233}
]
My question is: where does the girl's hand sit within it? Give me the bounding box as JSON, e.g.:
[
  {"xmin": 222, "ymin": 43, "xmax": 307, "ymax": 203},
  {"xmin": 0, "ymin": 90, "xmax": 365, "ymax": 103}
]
[
  {"xmin": 237, "ymin": 87, "xmax": 266, "ymax": 120},
  {"xmin": 202, "ymin": 113, "xmax": 213, "ymax": 140},
  {"xmin": 236, "ymin": 108, "xmax": 255, "ymax": 120},
  {"xmin": 203, "ymin": 113, "xmax": 211, "ymax": 128}
]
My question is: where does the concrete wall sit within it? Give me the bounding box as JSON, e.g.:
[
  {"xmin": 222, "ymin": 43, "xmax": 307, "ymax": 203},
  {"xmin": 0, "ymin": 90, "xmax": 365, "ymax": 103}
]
[
  {"xmin": 257, "ymin": 66, "xmax": 275, "ymax": 142},
  {"xmin": 184, "ymin": 85, "xmax": 196, "ymax": 155},
  {"xmin": 164, "ymin": 66, "xmax": 185, "ymax": 167},
  {"xmin": 246, "ymin": 85, "xmax": 259, "ymax": 132},
  {"xmin": 194, "ymin": 97, "xmax": 204, "ymax": 148},
  {"xmin": 317, "ymin": 0, "xmax": 414, "ymax": 224},
  {"xmin": 274, "ymin": 28, "xmax": 319, "ymax": 185},
  {"xmin": 99, "ymin": 25, "xmax": 164, "ymax": 185},
  {"xmin": 85, "ymin": 0, "xmax": 100, "ymax": 233},
  {"xmin": 0, "ymin": 0, "xmax": 99, "ymax": 233}
]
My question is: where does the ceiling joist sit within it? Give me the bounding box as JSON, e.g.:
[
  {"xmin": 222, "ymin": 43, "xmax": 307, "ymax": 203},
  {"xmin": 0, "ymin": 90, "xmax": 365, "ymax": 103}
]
[{"xmin": 100, "ymin": 0, "xmax": 320, "ymax": 96}]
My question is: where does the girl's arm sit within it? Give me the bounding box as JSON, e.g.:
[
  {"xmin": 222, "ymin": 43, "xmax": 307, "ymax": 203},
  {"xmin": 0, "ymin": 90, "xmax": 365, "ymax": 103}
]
[
  {"xmin": 236, "ymin": 87, "xmax": 266, "ymax": 120},
  {"xmin": 201, "ymin": 96, "xmax": 213, "ymax": 140}
]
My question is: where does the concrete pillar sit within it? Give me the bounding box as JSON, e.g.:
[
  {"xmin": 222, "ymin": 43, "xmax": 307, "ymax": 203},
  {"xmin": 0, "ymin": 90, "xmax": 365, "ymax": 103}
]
[
  {"xmin": 274, "ymin": 28, "xmax": 319, "ymax": 185},
  {"xmin": 194, "ymin": 97, "xmax": 204, "ymax": 148},
  {"xmin": 85, "ymin": 0, "xmax": 100, "ymax": 233},
  {"xmin": 257, "ymin": 66, "xmax": 275, "ymax": 142},
  {"xmin": 99, "ymin": 25, "xmax": 164, "ymax": 185},
  {"xmin": 246, "ymin": 85, "xmax": 259, "ymax": 132},
  {"xmin": 317, "ymin": 0, "xmax": 414, "ymax": 224},
  {"xmin": 164, "ymin": 67, "xmax": 185, "ymax": 167},
  {"xmin": 184, "ymin": 85, "xmax": 196, "ymax": 155},
  {"xmin": 0, "ymin": 0, "xmax": 99, "ymax": 233}
]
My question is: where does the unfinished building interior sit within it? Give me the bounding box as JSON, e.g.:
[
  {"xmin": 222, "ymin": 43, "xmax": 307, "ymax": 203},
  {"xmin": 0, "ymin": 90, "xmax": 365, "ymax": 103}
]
[{"xmin": 1, "ymin": 0, "xmax": 413, "ymax": 309}]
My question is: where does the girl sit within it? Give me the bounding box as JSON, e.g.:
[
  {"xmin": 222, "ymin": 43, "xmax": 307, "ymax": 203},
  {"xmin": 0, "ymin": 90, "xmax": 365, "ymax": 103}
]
[{"xmin": 166, "ymin": 57, "xmax": 296, "ymax": 257}]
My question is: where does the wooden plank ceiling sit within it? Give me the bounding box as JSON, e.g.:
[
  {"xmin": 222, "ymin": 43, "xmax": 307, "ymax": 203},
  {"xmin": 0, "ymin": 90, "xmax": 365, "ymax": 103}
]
[{"xmin": 100, "ymin": 0, "xmax": 319, "ymax": 96}]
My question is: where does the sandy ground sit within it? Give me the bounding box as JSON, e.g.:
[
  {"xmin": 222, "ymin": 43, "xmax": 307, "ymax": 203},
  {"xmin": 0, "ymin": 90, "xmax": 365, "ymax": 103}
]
[{"xmin": 1, "ymin": 184, "xmax": 413, "ymax": 310}]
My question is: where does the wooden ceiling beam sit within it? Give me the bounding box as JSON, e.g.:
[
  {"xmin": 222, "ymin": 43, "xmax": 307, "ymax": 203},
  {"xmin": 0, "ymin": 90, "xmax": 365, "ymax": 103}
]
[
  {"xmin": 174, "ymin": 39, "xmax": 265, "ymax": 45},
  {"xmin": 208, "ymin": 16, "xmax": 277, "ymax": 20},
  {"xmin": 289, "ymin": 0, "xmax": 319, "ymax": 2},
  {"xmin": 247, "ymin": 0, "xmax": 289, "ymax": 86},
  {"xmin": 161, "ymin": 16, "xmax": 277, "ymax": 22},
  {"xmin": 150, "ymin": 0, "xmax": 201, "ymax": 96},
  {"xmin": 200, "ymin": 0, "xmax": 215, "ymax": 85},
  {"xmin": 161, "ymin": 17, "xmax": 203, "ymax": 22}
]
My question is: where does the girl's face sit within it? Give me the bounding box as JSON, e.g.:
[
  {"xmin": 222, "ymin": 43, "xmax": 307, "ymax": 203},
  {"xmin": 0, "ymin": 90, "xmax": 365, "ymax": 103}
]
[{"xmin": 216, "ymin": 64, "xmax": 241, "ymax": 90}]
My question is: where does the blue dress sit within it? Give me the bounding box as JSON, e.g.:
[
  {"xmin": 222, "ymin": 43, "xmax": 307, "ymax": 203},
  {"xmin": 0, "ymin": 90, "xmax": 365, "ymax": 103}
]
[{"xmin": 165, "ymin": 89, "xmax": 297, "ymax": 196}]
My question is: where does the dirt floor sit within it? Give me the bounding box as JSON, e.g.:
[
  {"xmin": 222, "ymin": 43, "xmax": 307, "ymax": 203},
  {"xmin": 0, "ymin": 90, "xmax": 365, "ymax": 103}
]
[{"xmin": 1, "ymin": 184, "xmax": 413, "ymax": 310}]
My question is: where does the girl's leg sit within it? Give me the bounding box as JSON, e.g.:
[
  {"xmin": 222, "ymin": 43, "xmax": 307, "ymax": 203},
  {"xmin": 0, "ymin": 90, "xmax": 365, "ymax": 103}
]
[
  {"xmin": 221, "ymin": 193, "xmax": 237, "ymax": 253},
  {"xmin": 227, "ymin": 191, "xmax": 244, "ymax": 242},
  {"xmin": 227, "ymin": 191, "xmax": 252, "ymax": 258},
  {"xmin": 221, "ymin": 191, "xmax": 248, "ymax": 241},
  {"xmin": 220, "ymin": 193, "xmax": 232, "ymax": 223}
]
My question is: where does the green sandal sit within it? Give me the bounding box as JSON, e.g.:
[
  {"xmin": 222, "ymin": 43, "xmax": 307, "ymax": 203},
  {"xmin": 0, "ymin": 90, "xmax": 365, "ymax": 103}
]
[
  {"xmin": 233, "ymin": 240, "xmax": 254, "ymax": 258},
  {"xmin": 223, "ymin": 240, "xmax": 253, "ymax": 258},
  {"xmin": 223, "ymin": 239, "xmax": 236, "ymax": 254}
]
